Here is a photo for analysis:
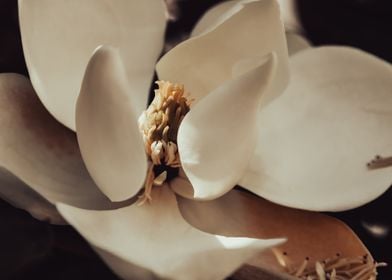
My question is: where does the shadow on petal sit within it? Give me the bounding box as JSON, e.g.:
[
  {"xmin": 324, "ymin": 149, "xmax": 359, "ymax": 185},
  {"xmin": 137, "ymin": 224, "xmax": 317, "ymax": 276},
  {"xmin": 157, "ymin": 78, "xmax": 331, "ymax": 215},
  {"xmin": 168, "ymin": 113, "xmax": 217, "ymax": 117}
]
[
  {"xmin": 0, "ymin": 73, "xmax": 127, "ymax": 213},
  {"xmin": 177, "ymin": 189, "xmax": 372, "ymax": 278}
]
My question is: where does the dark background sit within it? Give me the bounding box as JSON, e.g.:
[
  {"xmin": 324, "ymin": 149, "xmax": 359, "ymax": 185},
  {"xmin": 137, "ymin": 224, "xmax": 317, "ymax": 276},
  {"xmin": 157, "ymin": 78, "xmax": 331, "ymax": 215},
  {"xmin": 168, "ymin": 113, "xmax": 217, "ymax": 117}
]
[{"xmin": 0, "ymin": 0, "xmax": 391, "ymax": 279}]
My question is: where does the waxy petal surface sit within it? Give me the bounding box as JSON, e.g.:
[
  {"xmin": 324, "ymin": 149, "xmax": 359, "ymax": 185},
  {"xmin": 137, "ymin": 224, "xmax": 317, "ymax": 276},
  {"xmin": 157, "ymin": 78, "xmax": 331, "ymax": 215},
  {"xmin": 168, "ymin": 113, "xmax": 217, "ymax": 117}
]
[
  {"xmin": 76, "ymin": 46, "xmax": 147, "ymax": 202},
  {"xmin": 157, "ymin": 0, "xmax": 289, "ymax": 106},
  {"xmin": 57, "ymin": 186, "xmax": 283, "ymax": 280},
  {"xmin": 19, "ymin": 0, "xmax": 166, "ymax": 130},
  {"xmin": 0, "ymin": 73, "xmax": 118, "ymax": 217},
  {"xmin": 241, "ymin": 47, "xmax": 392, "ymax": 211},
  {"xmin": 176, "ymin": 56, "xmax": 277, "ymax": 200}
]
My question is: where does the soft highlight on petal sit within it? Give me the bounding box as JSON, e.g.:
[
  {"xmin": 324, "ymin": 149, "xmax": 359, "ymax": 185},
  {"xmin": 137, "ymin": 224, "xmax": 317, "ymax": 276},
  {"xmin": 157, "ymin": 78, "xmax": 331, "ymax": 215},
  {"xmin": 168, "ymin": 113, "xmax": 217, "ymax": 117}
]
[
  {"xmin": 178, "ymin": 189, "xmax": 373, "ymax": 278},
  {"xmin": 241, "ymin": 47, "xmax": 392, "ymax": 211},
  {"xmin": 57, "ymin": 186, "xmax": 283, "ymax": 280},
  {"xmin": 177, "ymin": 55, "xmax": 277, "ymax": 200},
  {"xmin": 19, "ymin": 0, "xmax": 166, "ymax": 129},
  {"xmin": 0, "ymin": 73, "xmax": 119, "ymax": 212},
  {"xmin": 76, "ymin": 46, "xmax": 147, "ymax": 202},
  {"xmin": 157, "ymin": 0, "xmax": 289, "ymax": 105}
]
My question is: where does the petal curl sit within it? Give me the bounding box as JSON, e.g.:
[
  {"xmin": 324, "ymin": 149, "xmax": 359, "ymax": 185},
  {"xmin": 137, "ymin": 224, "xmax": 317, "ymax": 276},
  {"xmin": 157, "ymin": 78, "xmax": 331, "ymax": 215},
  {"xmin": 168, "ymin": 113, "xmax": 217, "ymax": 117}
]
[
  {"xmin": 241, "ymin": 47, "xmax": 392, "ymax": 211},
  {"xmin": 76, "ymin": 46, "xmax": 147, "ymax": 202},
  {"xmin": 176, "ymin": 55, "xmax": 277, "ymax": 200},
  {"xmin": 157, "ymin": 0, "xmax": 289, "ymax": 106},
  {"xmin": 178, "ymin": 189, "xmax": 372, "ymax": 277},
  {"xmin": 19, "ymin": 0, "xmax": 166, "ymax": 130},
  {"xmin": 57, "ymin": 186, "xmax": 283, "ymax": 280},
  {"xmin": 0, "ymin": 73, "xmax": 118, "ymax": 213}
]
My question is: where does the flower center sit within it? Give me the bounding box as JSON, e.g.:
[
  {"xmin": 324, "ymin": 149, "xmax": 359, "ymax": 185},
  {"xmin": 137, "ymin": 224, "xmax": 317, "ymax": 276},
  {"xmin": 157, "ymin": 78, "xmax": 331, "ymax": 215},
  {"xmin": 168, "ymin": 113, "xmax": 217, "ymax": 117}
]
[{"xmin": 137, "ymin": 81, "xmax": 192, "ymax": 204}]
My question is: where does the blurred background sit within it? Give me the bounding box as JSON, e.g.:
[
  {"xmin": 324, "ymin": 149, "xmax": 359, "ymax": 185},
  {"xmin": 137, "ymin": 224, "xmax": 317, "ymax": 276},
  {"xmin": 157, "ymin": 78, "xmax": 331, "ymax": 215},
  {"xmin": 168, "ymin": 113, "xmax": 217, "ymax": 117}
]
[{"xmin": 0, "ymin": 0, "xmax": 391, "ymax": 279}]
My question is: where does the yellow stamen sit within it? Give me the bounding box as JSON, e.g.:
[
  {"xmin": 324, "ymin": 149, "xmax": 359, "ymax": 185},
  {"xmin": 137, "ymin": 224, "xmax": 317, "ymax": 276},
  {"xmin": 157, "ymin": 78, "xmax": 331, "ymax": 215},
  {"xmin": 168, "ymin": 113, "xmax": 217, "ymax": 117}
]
[{"xmin": 137, "ymin": 81, "xmax": 192, "ymax": 205}]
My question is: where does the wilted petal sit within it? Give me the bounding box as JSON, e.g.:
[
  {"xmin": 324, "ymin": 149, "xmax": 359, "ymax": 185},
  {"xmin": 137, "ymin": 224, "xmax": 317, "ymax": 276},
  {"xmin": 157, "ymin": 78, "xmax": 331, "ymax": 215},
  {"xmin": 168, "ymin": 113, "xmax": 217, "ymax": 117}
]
[
  {"xmin": 19, "ymin": 0, "xmax": 166, "ymax": 130},
  {"xmin": 178, "ymin": 189, "xmax": 372, "ymax": 277},
  {"xmin": 0, "ymin": 73, "xmax": 118, "ymax": 213},
  {"xmin": 177, "ymin": 55, "xmax": 277, "ymax": 200},
  {"xmin": 241, "ymin": 47, "xmax": 392, "ymax": 211},
  {"xmin": 157, "ymin": 0, "xmax": 289, "ymax": 106},
  {"xmin": 76, "ymin": 46, "xmax": 147, "ymax": 202},
  {"xmin": 57, "ymin": 186, "xmax": 283, "ymax": 280},
  {"xmin": 0, "ymin": 167, "xmax": 64, "ymax": 224}
]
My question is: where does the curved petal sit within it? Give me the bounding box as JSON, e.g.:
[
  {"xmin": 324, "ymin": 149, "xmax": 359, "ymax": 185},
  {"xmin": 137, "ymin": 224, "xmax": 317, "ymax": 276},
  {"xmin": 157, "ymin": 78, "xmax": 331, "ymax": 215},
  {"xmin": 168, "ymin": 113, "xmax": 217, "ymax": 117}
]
[
  {"xmin": 241, "ymin": 47, "xmax": 392, "ymax": 211},
  {"xmin": 57, "ymin": 186, "xmax": 283, "ymax": 280},
  {"xmin": 0, "ymin": 73, "xmax": 120, "ymax": 211},
  {"xmin": 157, "ymin": 0, "xmax": 289, "ymax": 106},
  {"xmin": 177, "ymin": 55, "xmax": 277, "ymax": 200},
  {"xmin": 190, "ymin": 0, "xmax": 239, "ymax": 37},
  {"xmin": 286, "ymin": 32, "xmax": 311, "ymax": 56},
  {"xmin": 76, "ymin": 46, "xmax": 147, "ymax": 202},
  {"xmin": 19, "ymin": 0, "xmax": 166, "ymax": 130},
  {"xmin": 178, "ymin": 189, "xmax": 373, "ymax": 278}
]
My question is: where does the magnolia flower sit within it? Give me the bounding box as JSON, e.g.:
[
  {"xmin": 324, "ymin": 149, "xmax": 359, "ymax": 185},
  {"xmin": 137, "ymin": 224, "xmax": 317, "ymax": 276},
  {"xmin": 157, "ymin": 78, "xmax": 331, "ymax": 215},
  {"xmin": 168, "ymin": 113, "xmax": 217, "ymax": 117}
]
[{"xmin": 0, "ymin": 0, "xmax": 391, "ymax": 279}]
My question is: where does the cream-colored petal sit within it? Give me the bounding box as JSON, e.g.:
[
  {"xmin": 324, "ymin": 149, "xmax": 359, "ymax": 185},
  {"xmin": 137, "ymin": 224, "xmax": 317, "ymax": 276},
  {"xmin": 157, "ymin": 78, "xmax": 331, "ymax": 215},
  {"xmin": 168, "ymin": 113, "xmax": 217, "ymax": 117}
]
[
  {"xmin": 191, "ymin": 0, "xmax": 309, "ymax": 60},
  {"xmin": 178, "ymin": 189, "xmax": 373, "ymax": 278},
  {"xmin": 277, "ymin": 0, "xmax": 303, "ymax": 33},
  {"xmin": 19, "ymin": 0, "xmax": 166, "ymax": 130},
  {"xmin": 57, "ymin": 186, "xmax": 283, "ymax": 280},
  {"xmin": 241, "ymin": 47, "xmax": 392, "ymax": 211},
  {"xmin": 177, "ymin": 55, "xmax": 277, "ymax": 200},
  {"xmin": 190, "ymin": 0, "xmax": 239, "ymax": 37},
  {"xmin": 286, "ymin": 32, "xmax": 311, "ymax": 56},
  {"xmin": 157, "ymin": 0, "xmax": 289, "ymax": 105},
  {"xmin": 76, "ymin": 46, "xmax": 147, "ymax": 202},
  {"xmin": 0, "ymin": 73, "xmax": 120, "ymax": 212}
]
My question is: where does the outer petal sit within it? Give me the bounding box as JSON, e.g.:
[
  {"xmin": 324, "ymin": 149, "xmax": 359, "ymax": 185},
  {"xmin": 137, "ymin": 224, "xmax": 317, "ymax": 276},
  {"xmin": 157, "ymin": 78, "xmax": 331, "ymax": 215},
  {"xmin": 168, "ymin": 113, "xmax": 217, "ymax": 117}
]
[
  {"xmin": 178, "ymin": 190, "xmax": 372, "ymax": 278},
  {"xmin": 57, "ymin": 186, "xmax": 283, "ymax": 280},
  {"xmin": 0, "ymin": 167, "xmax": 64, "ymax": 224},
  {"xmin": 176, "ymin": 55, "xmax": 277, "ymax": 200},
  {"xmin": 241, "ymin": 47, "xmax": 392, "ymax": 211},
  {"xmin": 156, "ymin": 0, "xmax": 289, "ymax": 106},
  {"xmin": 0, "ymin": 73, "xmax": 121, "ymax": 215},
  {"xmin": 76, "ymin": 46, "xmax": 147, "ymax": 202},
  {"xmin": 19, "ymin": 0, "xmax": 166, "ymax": 130}
]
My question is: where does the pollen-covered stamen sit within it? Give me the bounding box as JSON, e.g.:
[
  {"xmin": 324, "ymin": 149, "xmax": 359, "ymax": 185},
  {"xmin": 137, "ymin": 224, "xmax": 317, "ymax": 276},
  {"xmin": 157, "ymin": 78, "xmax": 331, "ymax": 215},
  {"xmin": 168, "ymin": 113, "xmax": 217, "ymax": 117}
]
[
  {"xmin": 138, "ymin": 81, "xmax": 192, "ymax": 204},
  {"xmin": 274, "ymin": 251, "xmax": 387, "ymax": 280}
]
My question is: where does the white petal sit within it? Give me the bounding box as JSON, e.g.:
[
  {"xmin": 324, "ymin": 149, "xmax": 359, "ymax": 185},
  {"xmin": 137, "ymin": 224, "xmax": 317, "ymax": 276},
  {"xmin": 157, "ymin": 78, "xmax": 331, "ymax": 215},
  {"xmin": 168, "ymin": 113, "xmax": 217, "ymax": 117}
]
[
  {"xmin": 0, "ymin": 73, "xmax": 119, "ymax": 212},
  {"xmin": 286, "ymin": 32, "xmax": 312, "ymax": 56},
  {"xmin": 177, "ymin": 55, "xmax": 277, "ymax": 200},
  {"xmin": 76, "ymin": 46, "xmax": 147, "ymax": 202},
  {"xmin": 57, "ymin": 186, "xmax": 283, "ymax": 280},
  {"xmin": 157, "ymin": 0, "xmax": 289, "ymax": 105},
  {"xmin": 277, "ymin": 0, "xmax": 304, "ymax": 33},
  {"xmin": 19, "ymin": 0, "xmax": 166, "ymax": 130},
  {"xmin": 241, "ymin": 47, "xmax": 392, "ymax": 211},
  {"xmin": 191, "ymin": 0, "xmax": 310, "ymax": 59}
]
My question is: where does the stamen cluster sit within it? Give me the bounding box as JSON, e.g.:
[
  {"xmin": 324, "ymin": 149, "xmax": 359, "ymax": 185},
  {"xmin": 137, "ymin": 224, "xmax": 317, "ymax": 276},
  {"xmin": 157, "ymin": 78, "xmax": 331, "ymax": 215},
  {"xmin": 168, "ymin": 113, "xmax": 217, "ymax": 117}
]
[
  {"xmin": 137, "ymin": 81, "xmax": 191, "ymax": 203},
  {"xmin": 274, "ymin": 250, "xmax": 387, "ymax": 280}
]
